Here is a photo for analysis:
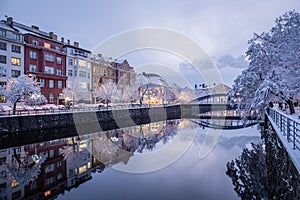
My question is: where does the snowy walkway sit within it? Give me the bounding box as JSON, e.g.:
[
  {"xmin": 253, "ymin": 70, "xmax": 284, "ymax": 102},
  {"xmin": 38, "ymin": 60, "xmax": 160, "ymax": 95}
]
[{"xmin": 267, "ymin": 107, "xmax": 300, "ymax": 173}]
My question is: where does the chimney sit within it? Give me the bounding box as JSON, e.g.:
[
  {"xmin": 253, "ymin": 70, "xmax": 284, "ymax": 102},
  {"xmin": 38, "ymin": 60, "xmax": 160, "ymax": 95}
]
[
  {"xmin": 74, "ymin": 41, "xmax": 79, "ymax": 47},
  {"xmin": 6, "ymin": 17, "xmax": 13, "ymax": 25},
  {"xmin": 49, "ymin": 32, "xmax": 57, "ymax": 40},
  {"xmin": 67, "ymin": 39, "xmax": 70, "ymax": 45},
  {"xmin": 31, "ymin": 25, "xmax": 39, "ymax": 30},
  {"xmin": 61, "ymin": 37, "xmax": 64, "ymax": 43}
]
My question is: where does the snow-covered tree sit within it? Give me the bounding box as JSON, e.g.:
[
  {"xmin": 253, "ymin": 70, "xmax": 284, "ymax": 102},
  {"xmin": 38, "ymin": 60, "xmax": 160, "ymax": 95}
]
[
  {"xmin": 61, "ymin": 87, "xmax": 73, "ymax": 99},
  {"xmin": 26, "ymin": 94, "xmax": 47, "ymax": 106},
  {"xmin": 95, "ymin": 80, "xmax": 116, "ymax": 107},
  {"xmin": 228, "ymin": 10, "xmax": 300, "ymax": 117},
  {"xmin": 3, "ymin": 75, "xmax": 41, "ymax": 114}
]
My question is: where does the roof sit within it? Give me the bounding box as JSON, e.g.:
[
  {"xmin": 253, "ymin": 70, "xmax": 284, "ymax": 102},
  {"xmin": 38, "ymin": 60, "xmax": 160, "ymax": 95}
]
[{"xmin": 0, "ymin": 20, "xmax": 18, "ymax": 32}]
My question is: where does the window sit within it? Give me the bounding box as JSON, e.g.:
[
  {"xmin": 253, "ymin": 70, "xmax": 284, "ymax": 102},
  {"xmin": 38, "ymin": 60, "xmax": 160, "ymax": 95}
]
[
  {"xmin": 57, "ymin": 161, "xmax": 62, "ymax": 167},
  {"xmin": 0, "ymin": 29, "xmax": 6, "ymax": 37},
  {"xmin": 57, "ymin": 69, "xmax": 62, "ymax": 76},
  {"xmin": 45, "ymin": 176, "xmax": 55, "ymax": 186},
  {"xmin": 32, "ymin": 40, "xmax": 38, "ymax": 46},
  {"xmin": 49, "ymin": 80, "xmax": 54, "ymax": 88},
  {"xmin": 11, "ymin": 180, "xmax": 19, "ymax": 188},
  {"xmin": 55, "ymin": 46, "xmax": 60, "ymax": 51},
  {"xmin": 44, "ymin": 42, "xmax": 50, "ymax": 48},
  {"xmin": 30, "ymin": 181, "xmax": 37, "ymax": 190},
  {"xmin": 0, "ymin": 66, "xmax": 5, "ymax": 77},
  {"xmin": 68, "ymin": 70, "xmax": 73, "ymax": 76},
  {"xmin": 0, "ymin": 95, "xmax": 6, "ymax": 103},
  {"xmin": 45, "ymin": 53, "xmax": 54, "ymax": 62},
  {"xmin": 49, "ymin": 93, "xmax": 54, "ymax": 102},
  {"xmin": 68, "ymin": 58, "xmax": 74, "ymax": 66},
  {"xmin": 74, "ymin": 70, "xmax": 77, "ymax": 77},
  {"xmin": 11, "ymin": 57, "xmax": 21, "ymax": 66},
  {"xmin": 78, "ymin": 59, "xmax": 87, "ymax": 67},
  {"xmin": 79, "ymin": 165, "xmax": 87, "ymax": 174},
  {"xmin": 58, "ymin": 80, "xmax": 63, "ymax": 89},
  {"xmin": 39, "ymin": 78, "xmax": 45, "ymax": 87},
  {"xmin": 87, "ymin": 73, "xmax": 90, "ymax": 79},
  {"xmin": 12, "ymin": 190, "xmax": 21, "ymax": 200},
  {"xmin": 0, "ymin": 42, "xmax": 6, "ymax": 50},
  {"xmin": 79, "ymin": 71, "xmax": 86, "ymax": 77},
  {"xmin": 49, "ymin": 149, "xmax": 54, "ymax": 158},
  {"xmin": 29, "ymin": 64, "xmax": 37, "ymax": 72},
  {"xmin": 11, "ymin": 70, "xmax": 20, "ymax": 78},
  {"xmin": 45, "ymin": 66, "xmax": 54, "ymax": 74},
  {"xmin": 0, "ymin": 55, "xmax": 6, "ymax": 64},
  {"xmin": 57, "ymin": 172, "xmax": 62, "ymax": 180},
  {"xmin": 30, "ymin": 51, "xmax": 37, "ymax": 59},
  {"xmin": 87, "ymin": 62, "xmax": 91, "ymax": 69},
  {"xmin": 12, "ymin": 33, "xmax": 20, "ymax": 41},
  {"xmin": 56, "ymin": 57, "xmax": 62, "ymax": 64},
  {"xmin": 12, "ymin": 45, "xmax": 21, "ymax": 53},
  {"xmin": 45, "ymin": 164, "xmax": 55, "ymax": 173}
]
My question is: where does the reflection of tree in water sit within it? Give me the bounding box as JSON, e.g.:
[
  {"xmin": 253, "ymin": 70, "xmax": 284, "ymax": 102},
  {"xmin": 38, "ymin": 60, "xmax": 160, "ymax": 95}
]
[
  {"xmin": 91, "ymin": 120, "xmax": 179, "ymax": 166},
  {"xmin": 226, "ymin": 124, "xmax": 300, "ymax": 199},
  {"xmin": 122, "ymin": 120, "xmax": 178, "ymax": 153},
  {"xmin": 0, "ymin": 147, "xmax": 46, "ymax": 197}
]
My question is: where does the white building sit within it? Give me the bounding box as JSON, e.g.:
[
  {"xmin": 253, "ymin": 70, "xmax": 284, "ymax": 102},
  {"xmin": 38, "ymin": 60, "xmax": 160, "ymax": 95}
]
[
  {"xmin": 0, "ymin": 19, "xmax": 24, "ymax": 103},
  {"xmin": 64, "ymin": 40, "xmax": 92, "ymax": 104}
]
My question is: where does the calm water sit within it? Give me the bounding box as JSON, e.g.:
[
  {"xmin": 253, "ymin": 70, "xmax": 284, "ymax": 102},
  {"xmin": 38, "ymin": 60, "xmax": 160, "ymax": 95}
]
[{"xmin": 0, "ymin": 119, "xmax": 261, "ymax": 200}]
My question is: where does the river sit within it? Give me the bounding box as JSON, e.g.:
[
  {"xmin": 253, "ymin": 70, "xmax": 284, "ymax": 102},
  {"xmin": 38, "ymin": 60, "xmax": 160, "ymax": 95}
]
[{"xmin": 0, "ymin": 119, "xmax": 262, "ymax": 200}]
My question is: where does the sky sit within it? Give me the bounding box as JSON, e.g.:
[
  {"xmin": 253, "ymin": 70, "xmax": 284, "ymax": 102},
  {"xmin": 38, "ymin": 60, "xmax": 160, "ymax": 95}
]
[{"xmin": 1, "ymin": 0, "xmax": 299, "ymax": 87}]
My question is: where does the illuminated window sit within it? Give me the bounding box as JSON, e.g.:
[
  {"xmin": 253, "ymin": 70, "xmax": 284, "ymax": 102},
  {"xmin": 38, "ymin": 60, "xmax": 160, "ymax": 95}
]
[
  {"xmin": 78, "ymin": 59, "xmax": 86, "ymax": 67},
  {"xmin": 0, "ymin": 95, "xmax": 6, "ymax": 103},
  {"xmin": 11, "ymin": 180, "xmax": 19, "ymax": 188},
  {"xmin": 44, "ymin": 42, "xmax": 50, "ymax": 48},
  {"xmin": 11, "ymin": 57, "xmax": 21, "ymax": 66},
  {"xmin": 45, "ymin": 190, "xmax": 51, "ymax": 197},
  {"xmin": 79, "ymin": 165, "xmax": 87, "ymax": 174},
  {"xmin": 87, "ymin": 162, "xmax": 91, "ymax": 169}
]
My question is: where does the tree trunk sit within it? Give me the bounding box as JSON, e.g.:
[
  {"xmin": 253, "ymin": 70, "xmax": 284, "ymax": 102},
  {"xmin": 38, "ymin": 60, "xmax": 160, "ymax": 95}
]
[
  {"xmin": 13, "ymin": 102, "xmax": 17, "ymax": 115},
  {"xmin": 286, "ymin": 99, "xmax": 295, "ymax": 114}
]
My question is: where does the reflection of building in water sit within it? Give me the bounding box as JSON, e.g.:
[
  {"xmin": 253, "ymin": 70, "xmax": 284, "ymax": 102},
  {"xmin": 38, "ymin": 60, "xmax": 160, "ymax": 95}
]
[
  {"xmin": 24, "ymin": 139, "xmax": 67, "ymax": 199},
  {"xmin": 64, "ymin": 137, "xmax": 93, "ymax": 190},
  {"xmin": 0, "ymin": 147, "xmax": 26, "ymax": 200},
  {"xmin": 91, "ymin": 133, "xmax": 133, "ymax": 166}
]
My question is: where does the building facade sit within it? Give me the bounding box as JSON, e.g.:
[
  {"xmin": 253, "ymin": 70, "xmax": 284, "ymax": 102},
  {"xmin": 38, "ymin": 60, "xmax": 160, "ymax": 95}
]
[
  {"xmin": 64, "ymin": 41, "xmax": 92, "ymax": 104},
  {"xmin": 0, "ymin": 19, "xmax": 25, "ymax": 103},
  {"xmin": 8, "ymin": 17, "xmax": 67, "ymax": 104}
]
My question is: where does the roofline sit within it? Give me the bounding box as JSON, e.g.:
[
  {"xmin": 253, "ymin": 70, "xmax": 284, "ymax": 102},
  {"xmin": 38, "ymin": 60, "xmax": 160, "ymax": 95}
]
[{"xmin": 63, "ymin": 44, "xmax": 91, "ymax": 53}]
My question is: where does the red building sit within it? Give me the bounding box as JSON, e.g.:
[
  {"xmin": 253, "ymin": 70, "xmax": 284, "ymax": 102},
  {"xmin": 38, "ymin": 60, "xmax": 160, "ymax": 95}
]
[
  {"xmin": 110, "ymin": 59, "xmax": 135, "ymax": 85},
  {"xmin": 12, "ymin": 20, "xmax": 67, "ymax": 104}
]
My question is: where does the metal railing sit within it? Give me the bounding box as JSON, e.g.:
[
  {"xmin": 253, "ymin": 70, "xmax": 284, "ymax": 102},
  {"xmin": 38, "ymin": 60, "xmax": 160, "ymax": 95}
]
[{"xmin": 267, "ymin": 108, "xmax": 300, "ymax": 151}]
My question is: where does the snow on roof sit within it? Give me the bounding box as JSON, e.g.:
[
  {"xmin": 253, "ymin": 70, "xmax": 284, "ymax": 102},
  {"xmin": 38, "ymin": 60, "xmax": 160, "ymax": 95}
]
[
  {"xmin": 0, "ymin": 21, "xmax": 17, "ymax": 32},
  {"xmin": 113, "ymin": 59, "xmax": 126, "ymax": 64}
]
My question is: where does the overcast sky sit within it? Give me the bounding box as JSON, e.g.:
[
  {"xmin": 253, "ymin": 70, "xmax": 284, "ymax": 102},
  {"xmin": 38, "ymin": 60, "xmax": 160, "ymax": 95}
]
[{"xmin": 1, "ymin": 0, "xmax": 299, "ymax": 87}]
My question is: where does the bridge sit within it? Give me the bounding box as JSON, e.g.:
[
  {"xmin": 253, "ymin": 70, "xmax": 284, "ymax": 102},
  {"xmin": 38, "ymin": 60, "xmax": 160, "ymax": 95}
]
[
  {"xmin": 189, "ymin": 119, "xmax": 258, "ymax": 130},
  {"xmin": 265, "ymin": 108, "xmax": 300, "ymax": 173}
]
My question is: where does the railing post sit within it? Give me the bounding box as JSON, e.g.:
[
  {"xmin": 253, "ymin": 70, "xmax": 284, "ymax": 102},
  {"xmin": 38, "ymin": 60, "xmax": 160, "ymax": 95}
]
[
  {"xmin": 293, "ymin": 121, "xmax": 296, "ymax": 150},
  {"xmin": 287, "ymin": 118, "xmax": 290, "ymax": 142}
]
